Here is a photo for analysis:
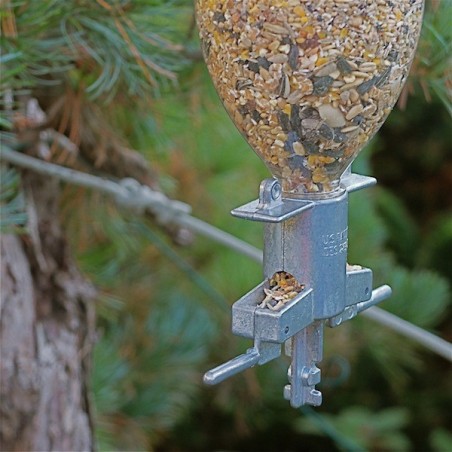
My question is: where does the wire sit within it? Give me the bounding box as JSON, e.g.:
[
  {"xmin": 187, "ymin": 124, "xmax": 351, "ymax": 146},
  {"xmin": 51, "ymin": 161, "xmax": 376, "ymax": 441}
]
[
  {"xmin": 0, "ymin": 147, "xmax": 262, "ymax": 262},
  {"xmin": 0, "ymin": 147, "xmax": 121, "ymax": 198},
  {"xmin": 361, "ymin": 307, "xmax": 452, "ymax": 361},
  {"xmin": 177, "ymin": 215, "xmax": 263, "ymax": 263},
  {"xmin": 2, "ymin": 147, "xmax": 451, "ymax": 362}
]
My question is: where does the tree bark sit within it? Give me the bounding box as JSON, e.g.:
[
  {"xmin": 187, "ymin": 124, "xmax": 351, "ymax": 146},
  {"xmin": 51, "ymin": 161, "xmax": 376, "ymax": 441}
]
[{"xmin": 0, "ymin": 171, "xmax": 96, "ymax": 451}]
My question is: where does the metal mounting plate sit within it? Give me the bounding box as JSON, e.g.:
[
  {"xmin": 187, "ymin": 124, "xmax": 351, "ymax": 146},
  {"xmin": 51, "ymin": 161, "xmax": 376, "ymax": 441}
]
[
  {"xmin": 231, "ymin": 198, "xmax": 314, "ymax": 223},
  {"xmin": 341, "ymin": 173, "xmax": 376, "ymax": 193}
]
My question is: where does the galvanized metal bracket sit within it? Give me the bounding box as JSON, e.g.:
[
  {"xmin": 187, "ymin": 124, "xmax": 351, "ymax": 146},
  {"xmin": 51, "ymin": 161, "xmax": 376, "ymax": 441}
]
[
  {"xmin": 231, "ymin": 178, "xmax": 314, "ymax": 223},
  {"xmin": 203, "ymin": 174, "xmax": 391, "ymax": 408}
]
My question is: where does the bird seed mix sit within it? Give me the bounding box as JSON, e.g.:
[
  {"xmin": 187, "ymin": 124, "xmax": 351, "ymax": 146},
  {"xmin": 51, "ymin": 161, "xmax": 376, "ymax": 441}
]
[{"xmin": 197, "ymin": 0, "xmax": 423, "ymax": 194}]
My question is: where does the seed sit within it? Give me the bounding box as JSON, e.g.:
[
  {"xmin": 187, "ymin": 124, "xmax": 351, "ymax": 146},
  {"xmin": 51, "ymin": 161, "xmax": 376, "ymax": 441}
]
[
  {"xmin": 349, "ymin": 89, "xmax": 359, "ymax": 102},
  {"xmin": 241, "ymin": 37, "xmax": 252, "ymax": 47},
  {"xmin": 288, "ymin": 44, "xmax": 300, "ymax": 69},
  {"xmin": 278, "ymin": 73, "xmax": 291, "ymax": 98},
  {"xmin": 287, "ymin": 89, "xmax": 304, "ymax": 104},
  {"xmin": 340, "ymin": 90, "xmax": 350, "ymax": 104},
  {"xmin": 235, "ymin": 79, "xmax": 253, "ymax": 90},
  {"xmin": 352, "ymin": 115, "xmax": 364, "ymax": 125},
  {"xmin": 268, "ymin": 54, "xmax": 288, "ymax": 64},
  {"xmin": 341, "ymin": 125, "xmax": 360, "ymax": 133},
  {"xmin": 269, "ymin": 40, "xmax": 281, "ymax": 51},
  {"xmin": 362, "ymin": 104, "xmax": 377, "ymax": 117},
  {"xmin": 300, "ymin": 106, "xmax": 320, "ymax": 119},
  {"xmin": 213, "ymin": 11, "xmax": 225, "ymax": 23},
  {"xmin": 375, "ymin": 66, "xmax": 391, "ymax": 87},
  {"xmin": 318, "ymin": 104, "xmax": 346, "ymax": 128},
  {"xmin": 300, "ymin": 78, "xmax": 314, "ymax": 95},
  {"xmin": 340, "ymin": 79, "xmax": 362, "ymax": 92},
  {"xmin": 302, "ymin": 118, "xmax": 321, "ymax": 130},
  {"xmin": 332, "ymin": 129, "xmax": 348, "ymax": 143},
  {"xmin": 345, "ymin": 104, "xmax": 364, "ymax": 120},
  {"xmin": 263, "ymin": 23, "xmax": 290, "ymax": 34},
  {"xmin": 247, "ymin": 60, "xmax": 260, "ymax": 73},
  {"xmin": 329, "ymin": 70, "xmax": 341, "ymax": 79},
  {"xmin": 319, "ymin": 123, "xmax": 334, "ymax": 140},
  {"xmin": 359, "ymin": 62, "xmax": 377, "ymax": 72},
  {"xmin": 277, "ymin": 110, "xmax": 291, "ymax": 132},
  {"xmin": 302, "ymin": 140, "xmax": 320, "ymax": 154},
  {"xmin": 293, "ymin": 6, "xmax": 306, "ymax": 17},
  {"xmin": 357, "ymin": 77, "xmax": 377, "ymax": 95},
  {"xmin": 257, "ymin": 56, "xmax": 271, "ymax": 70},
  {"xmin": 336, "ymin": 56, "xmax": 353, "ymax": 74},
  {"xmin": 314, "ymin": 62, "xmax": 338, "ymax": 77},
  {"xmin": 352, "ymin": 71, "xmax": 370, "ymax": 78},
  {"xmin": 260, "ymin": 68, "xmax": 271, "ymax": 81},
  {"xmin": 293, "ymin": 142, "xmax": 305, "ymax": 155},
  {"xmin": 312, "ymin": 76, "xmax": 334, "ymax": 96},
  {"xmin": 279, "ymin": 44, "xmax": 291, "ymax": 54},
  {"xmin": 350, "ymin": 17, "xmax": 362, "ymax": 27}
]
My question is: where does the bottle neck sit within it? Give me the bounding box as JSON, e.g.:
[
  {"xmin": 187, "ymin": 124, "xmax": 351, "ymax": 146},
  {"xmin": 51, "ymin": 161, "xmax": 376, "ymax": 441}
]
[{"xmin": 282, "ymin": 180, "xmax": 345, "ymax": 201}]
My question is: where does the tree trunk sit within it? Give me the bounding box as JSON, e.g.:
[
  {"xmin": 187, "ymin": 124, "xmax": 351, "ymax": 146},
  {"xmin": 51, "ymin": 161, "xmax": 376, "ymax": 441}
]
[{"xmin": 0, "ymin": 171, "xmax": 96, "ymax": 451}]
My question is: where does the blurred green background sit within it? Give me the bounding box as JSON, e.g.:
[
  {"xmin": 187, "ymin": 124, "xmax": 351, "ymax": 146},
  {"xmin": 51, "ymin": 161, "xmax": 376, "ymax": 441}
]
[{"xmin": 1, "ymin": 1, "xmax": 451, "ymax": 450}]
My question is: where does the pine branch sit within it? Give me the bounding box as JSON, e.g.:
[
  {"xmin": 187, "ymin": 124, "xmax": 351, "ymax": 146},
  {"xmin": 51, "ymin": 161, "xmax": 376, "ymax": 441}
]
[{"xmin": 400, "ymin": 0, "xmax": 452, "ymax": 115}]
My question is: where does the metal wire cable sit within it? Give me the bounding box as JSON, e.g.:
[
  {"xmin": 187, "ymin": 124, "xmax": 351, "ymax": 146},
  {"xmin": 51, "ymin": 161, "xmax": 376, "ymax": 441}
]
[
  {"xmin": 361, "ymin": 307, "xmax": 452, "ymax": 361},
  {"xmin": 1, "ymin": 147, "xmax": 451, "ymax": 362},
  {"xmin": 0, "ymin": 147, "xmax": 263, "ymax": 262}
]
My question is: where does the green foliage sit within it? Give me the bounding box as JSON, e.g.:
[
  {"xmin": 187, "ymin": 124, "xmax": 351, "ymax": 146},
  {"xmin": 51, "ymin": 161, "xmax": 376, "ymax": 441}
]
[
  {"xmin": 297, "ymin": 406, "xmax": 411, "ymax": 452},
  {"xmin": 418, "ymin": 215, "xmax": 452, "ymax": 281},
  {"xmin": 374, "ymin": 188, "xmax": 420, "ymax": 267},
  {"xmin": 383, "ymin": 267, "xmax": 449, "ymax": 328},
  {"xmin": 415, "ymin": 0, "xmax": 452, "ymax": 116},
  {"xmin": 1, "ymin": 0, "xmax": 191, "ymax": 104},
  {"xmin": 430, "ymin": 429, "xmax": 452, "ymax": 452},
  {"xmin": 92, "ymin": 291, "xmax": 218, "ymax": 450}
]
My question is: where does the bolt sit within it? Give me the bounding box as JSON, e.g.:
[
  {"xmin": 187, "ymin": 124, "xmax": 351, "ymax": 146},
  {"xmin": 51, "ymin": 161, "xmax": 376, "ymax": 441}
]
[
  {"xmin": 283, "ymin": 384, "xmax": 292, "ymax": 400},
  {"xmin": 307, "ymin": 389, "xmax": 322, "ymax": 406},
  {"xmin": 271, "ymin": 181, "xmax": 281, "ymax": 200},
  {"xmin": 301, "ymin": 366, "xmax": 321, "ymax": 386}
]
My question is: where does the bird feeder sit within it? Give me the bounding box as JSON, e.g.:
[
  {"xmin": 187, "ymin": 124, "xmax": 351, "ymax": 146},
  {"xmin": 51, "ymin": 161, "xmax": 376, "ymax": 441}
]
[{"xmin": 196, "ymin": 0, "xmax": 424, "ymax": 407}]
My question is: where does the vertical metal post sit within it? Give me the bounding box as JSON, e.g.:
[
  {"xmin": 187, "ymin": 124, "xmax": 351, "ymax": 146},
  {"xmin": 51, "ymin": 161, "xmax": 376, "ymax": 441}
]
[
  {"xmin": 264, "ymin": 189, "xmax": 348, "ymax": 406},
  {"xmin": 264, "ymin": 190, "xmax": 348, "ymax": 318}
]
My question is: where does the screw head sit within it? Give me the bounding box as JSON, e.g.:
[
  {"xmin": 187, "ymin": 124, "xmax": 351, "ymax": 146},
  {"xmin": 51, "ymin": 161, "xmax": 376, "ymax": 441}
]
[{"xmin": 271, "ymin": 181, "xmax": 282, "ymax": 200}]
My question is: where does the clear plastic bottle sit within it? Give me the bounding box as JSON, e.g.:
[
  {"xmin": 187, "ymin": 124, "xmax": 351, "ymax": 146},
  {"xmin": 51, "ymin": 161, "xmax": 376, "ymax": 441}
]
[{"xmin": 196, "ymin": 0, "xmax": 424, "ymax": 196}]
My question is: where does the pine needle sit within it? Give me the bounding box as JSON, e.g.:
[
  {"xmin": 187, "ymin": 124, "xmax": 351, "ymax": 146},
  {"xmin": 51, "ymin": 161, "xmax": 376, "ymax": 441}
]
[{"xmin": 113, "ymin": 17, "xmax": 157, "ymax": 87}]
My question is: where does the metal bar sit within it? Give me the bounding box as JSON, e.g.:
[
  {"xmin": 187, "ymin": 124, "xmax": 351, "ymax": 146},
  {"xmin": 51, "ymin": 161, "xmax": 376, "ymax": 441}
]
[
  {"xmin": 203, "ymin": 348, "xmax": 260, "ymax": 385},
  {"xmin": 356, "ymin": 285, "xmax": 392, "ymax": 313},
  {"xmin": 362, "ymin": 306, "xmax": 452, "ymax": 362},
  {"xmin": 289, "ymin": 321, "xmax": 323, "ymax": 407}
]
